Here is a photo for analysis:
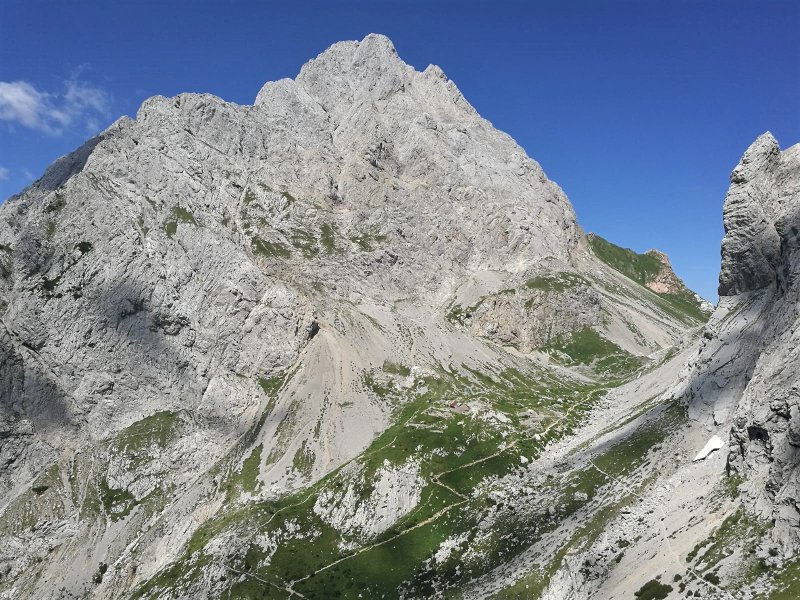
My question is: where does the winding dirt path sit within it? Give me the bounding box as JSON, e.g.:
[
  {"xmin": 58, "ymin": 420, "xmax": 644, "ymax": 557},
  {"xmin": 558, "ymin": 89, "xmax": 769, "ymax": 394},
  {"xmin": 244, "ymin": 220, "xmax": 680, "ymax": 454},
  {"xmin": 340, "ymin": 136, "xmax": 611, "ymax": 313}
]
[{"xmin": 279, "ymin": 392, "xmax": 605, "ymax": 592}]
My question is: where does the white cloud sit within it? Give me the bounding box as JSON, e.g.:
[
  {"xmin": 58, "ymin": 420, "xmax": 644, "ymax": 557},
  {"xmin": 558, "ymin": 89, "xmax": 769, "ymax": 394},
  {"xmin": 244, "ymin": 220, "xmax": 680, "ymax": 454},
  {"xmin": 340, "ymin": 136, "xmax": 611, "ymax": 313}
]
[
  {"xmin": 0, "ymin": 167, "xmax": 8, "ymax": 181},
  {"xmin": 0, "ymin": 77, "xmax": 110, "ymax": 135},
  {"xmin": 0, "ymin": 81, "xmax": 49, "ymax": 129},
  {"xmin": 64, "ymin": 79, "xmax": 109, "ymax": 115}
]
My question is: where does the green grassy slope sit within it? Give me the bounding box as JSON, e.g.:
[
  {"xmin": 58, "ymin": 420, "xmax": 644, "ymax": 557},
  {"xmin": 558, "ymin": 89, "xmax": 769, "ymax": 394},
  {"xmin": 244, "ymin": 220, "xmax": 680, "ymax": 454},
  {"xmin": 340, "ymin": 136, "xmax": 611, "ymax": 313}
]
[
  {"xmin": 587, "ymin": 234, "xmax": 711, "ymax": 324},
  {"xmin": 587, "ymin": 234, "xmax": 663, "ymax": 287},
  {"xmin": 130, "ymin": 361, "xmax": 628, "ymax": 599}
]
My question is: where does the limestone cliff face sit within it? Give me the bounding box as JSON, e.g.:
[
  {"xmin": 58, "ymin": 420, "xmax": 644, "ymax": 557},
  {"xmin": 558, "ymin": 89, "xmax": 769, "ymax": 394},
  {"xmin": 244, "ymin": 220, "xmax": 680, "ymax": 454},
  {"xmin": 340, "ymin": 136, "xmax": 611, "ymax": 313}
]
[
  {"xmin": 0, "ymin": 33, "xmax": 580, "ymax": 494},
  {"xmin": 0, "ymin": 34, "xmax": 715, "ymax": 599},
  {"xmin": 683, "ymin": 133, "xmax": 800, "ymax": 543},
  {"xmin": 718, "ymin": 133, "xmax": 789, "ymax": 296},
  {"xmin": 0, "ymin": 34, "xmax": 598, "ymax": 598}
]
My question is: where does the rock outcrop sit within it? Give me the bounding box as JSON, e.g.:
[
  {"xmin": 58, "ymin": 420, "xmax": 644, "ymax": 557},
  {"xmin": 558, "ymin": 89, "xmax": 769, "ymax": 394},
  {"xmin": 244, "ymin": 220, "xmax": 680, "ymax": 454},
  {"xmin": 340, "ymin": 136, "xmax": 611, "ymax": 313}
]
[
  {"xmin": 718, "ymin": 133, "xmax": 787, "ymax": 296},
  {"xmin": 643, "ymin": 249, "xmax": 680, "ymax": 293},
  {"xmin": 720, "ymin": 135, "xmax": 800, "ymax": 538},
  {"xmin": 680, "ymin": 132, "xmax": 800, "ymax": 541}
]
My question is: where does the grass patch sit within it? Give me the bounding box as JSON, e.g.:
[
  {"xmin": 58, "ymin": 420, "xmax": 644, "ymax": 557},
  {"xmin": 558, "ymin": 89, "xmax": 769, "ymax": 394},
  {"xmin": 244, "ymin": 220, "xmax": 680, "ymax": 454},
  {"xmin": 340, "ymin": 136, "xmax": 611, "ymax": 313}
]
[
  {"xmin": 78, "ymin": 470, "xmax": 102, "ymax": 521},
  {"xmin": 241, "ymin": 446, "xmax": 263, "ymax": 493},
  {"xmin": 496, "ymin": 403, "xmax": 685, "ymax": 598},
  {"xmin": 132, "ymin": 363, "xmax": 625, "ymax": 599},
  {"xmin": 763, "ymin": 557, "xmax": 800, "ymax": 599},
  {"xmin": 446, "ymin": 298, "xmax": 485, "ymax": 326},
  {"xmin": 634, "ymin": 579, "xmax": 673, "ymax": 599},
  {"xmin": 363, "ymin": 370, "xmax": 395, "ymax": 399},
  {"xmin": 657, "ymin": 290, "xmax": 711, "ymax": 323},
  {"xmin": 258, "ymin": 373, "xmax": 286, "ymax": 396},
  {"xmin": 110, "ymin": 411, "xmax": 179, "ymax": 471},
  {"xmin": 450, "ymin": 272, "xmax": 589, "ymax": 321},
  {"xmin": 292, "ymin": 441, "xmax": 315, "ymax": 478},
  {"xmin": 689, "ymin": 507, "xmax": 772, "ymax": 587},
  {"xmin": 524, "ymin": 271, "xmax": 588, "ymax": 293},
  {"xmin": 350, "ymin": 230, "xmax": 388, "ymax": 252},
  {"xmin": 42, "ymin": 274, "xmax": 61, "ymax": 293},
  {"xmin": 320, "ymin": 223, "xmax": 339, "ymax": 254},
  {"xmin": 44, "ymin": 193, "xmax": 66, "ymax": 213},
  {"xmin": 382, "ymin": 361, "xmax": 411, "ymax": 377},
  {"xmin": 114, "ymin": 411, "xmax": 178, "ymax": 453},
  {"xmin": 541, "ymin": 327, "xmax": 644, "ymax": 377},
  {"xmin": 722, "ymin": 473, "xmax": 744, "ymax": 499},
  {"xmin": 588, "ymin": 234, "xmax": 662, "ymax": 286},
  {"xmin": 99, "ymin": 478, "xmax": 138, "ymax": 522},
  {"xmin": 164, "ymin": 206, "xmax": 198, "ymax": 237},
  {"xmin": 251, "ymin": 235, "xmax": 291, "ymax": 258},
  {"xmin": 164, "ymin": 221, "xmax": 177, "ymax": 237},
  {"xmin": 289, "ymin": 229, "xmax": 319, "ymax": 258},
  {"xmin": 543, "ymin": 328, "xmax": 619, "ymax": 365},
  {"xmin": 594, "ymin": 403, "xmax": 685, "ymax": 477},
  {"xmin": 221, "ymin": 445, "xmax": 264, "ymax": 502},
  {"xmin": 588, "ymin": 234, "xmax": 709, "ymax": 324},
  {"xmin": 172, "ymin": 206, "xmax": 197, "ymax": 224}
]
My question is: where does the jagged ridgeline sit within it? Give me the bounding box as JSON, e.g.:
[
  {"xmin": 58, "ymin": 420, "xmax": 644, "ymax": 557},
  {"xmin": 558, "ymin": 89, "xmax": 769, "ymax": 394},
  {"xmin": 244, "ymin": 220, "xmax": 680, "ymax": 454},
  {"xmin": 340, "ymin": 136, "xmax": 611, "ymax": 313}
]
[{"xmin": 1, "ymin": 34, "xmax": 797, "ymax": 600}]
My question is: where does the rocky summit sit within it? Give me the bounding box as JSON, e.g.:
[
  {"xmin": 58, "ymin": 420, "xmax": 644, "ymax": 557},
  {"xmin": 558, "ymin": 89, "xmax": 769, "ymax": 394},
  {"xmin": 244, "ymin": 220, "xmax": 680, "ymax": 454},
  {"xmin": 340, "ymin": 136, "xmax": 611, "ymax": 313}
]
[{"xmin": 0, "ymin": 34, "xmax": 797, "ymax": 600}]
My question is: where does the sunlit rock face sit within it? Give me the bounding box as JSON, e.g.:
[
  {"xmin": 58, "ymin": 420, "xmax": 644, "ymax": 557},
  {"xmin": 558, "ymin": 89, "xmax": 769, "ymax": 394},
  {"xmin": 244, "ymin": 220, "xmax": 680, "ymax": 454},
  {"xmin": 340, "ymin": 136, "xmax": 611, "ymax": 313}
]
[{"xmin": 0, "ymin": 33, "xmax": 765, "ymax": 600}]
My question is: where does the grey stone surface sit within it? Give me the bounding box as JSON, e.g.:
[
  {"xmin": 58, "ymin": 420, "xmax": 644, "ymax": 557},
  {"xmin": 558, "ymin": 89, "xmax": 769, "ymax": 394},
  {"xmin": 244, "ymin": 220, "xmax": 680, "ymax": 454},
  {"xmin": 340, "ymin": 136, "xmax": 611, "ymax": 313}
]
[
  {"xmin": 680, "ymin": 135, "xmax": 800, "ymax": 543},
  {"xmin": 719, "ymin": 133, "xmax": 786, "ymax": 296},
  {"xmin": 0, "ymin": 34, "xmax": 738, "ymax": 599}
]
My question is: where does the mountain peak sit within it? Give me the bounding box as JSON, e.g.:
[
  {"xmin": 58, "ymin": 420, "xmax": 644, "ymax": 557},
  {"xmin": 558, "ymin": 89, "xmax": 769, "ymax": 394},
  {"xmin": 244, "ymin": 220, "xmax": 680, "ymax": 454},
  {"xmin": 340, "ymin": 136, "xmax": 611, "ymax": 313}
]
[
  {"xmin": 252, "ymin": 33, "xmax": 483, "ymax": 127},
  {"xmin": 5, "ymin": 34, "xmax": 766, "ymax": 600},
  {"xmin": 729, "ymin": 131, "xmax": 779, "ymax": 185},
  {"xmin": 301, "ymin": 33, "xmax": 401, "ymax": 75},
  {"xmin": 255, "ymin": 34, "xmax": 410, "ymax": 110},
  {"xmin": 319, "ymin": 32, "xmax": 398, "ymax": 58},
  {"xmin": 356, "ymin": 32, "xmax": 398, "ymax": 55}
]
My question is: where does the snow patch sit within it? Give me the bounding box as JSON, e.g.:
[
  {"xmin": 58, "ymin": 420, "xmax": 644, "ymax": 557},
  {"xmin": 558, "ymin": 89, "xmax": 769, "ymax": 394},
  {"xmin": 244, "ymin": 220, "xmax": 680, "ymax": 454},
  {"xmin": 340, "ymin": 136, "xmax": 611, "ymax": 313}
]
[{"xmin": 693, "ymin": 435, "xmax": 725, "ymax": 461}]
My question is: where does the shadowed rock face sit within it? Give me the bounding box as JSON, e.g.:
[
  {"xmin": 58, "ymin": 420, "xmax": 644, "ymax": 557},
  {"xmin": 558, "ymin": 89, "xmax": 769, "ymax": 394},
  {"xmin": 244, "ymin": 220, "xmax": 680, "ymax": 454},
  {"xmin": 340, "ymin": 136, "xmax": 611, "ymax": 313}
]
[{"xmin": 684, "ymin": 133, "xmax": 800, "ymax": 543}]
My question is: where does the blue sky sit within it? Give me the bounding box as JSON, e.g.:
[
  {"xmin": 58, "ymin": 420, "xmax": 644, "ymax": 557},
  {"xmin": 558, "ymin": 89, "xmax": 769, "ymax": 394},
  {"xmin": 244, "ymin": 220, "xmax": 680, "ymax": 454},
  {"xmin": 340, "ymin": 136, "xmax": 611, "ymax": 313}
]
[{"xmin": 1, "ymin": 1, "xmax": 798, "ymax": 300}]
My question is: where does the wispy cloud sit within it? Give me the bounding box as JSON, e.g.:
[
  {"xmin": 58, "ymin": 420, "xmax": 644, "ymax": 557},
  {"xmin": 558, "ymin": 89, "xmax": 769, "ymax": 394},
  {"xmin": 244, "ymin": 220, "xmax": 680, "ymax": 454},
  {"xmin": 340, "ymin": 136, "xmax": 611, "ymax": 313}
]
[
  {"xmin": 0, "ymin": 167, "xmax": 8, "ymax": 181},
  {"xmin": 0, "ymin": 77, "xmax": 110, "ymax": 135}
]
